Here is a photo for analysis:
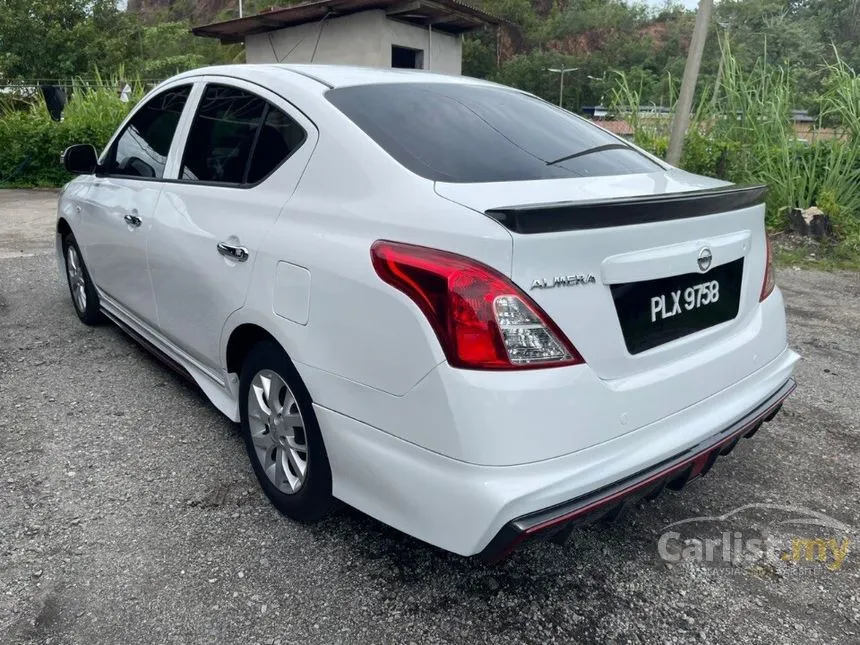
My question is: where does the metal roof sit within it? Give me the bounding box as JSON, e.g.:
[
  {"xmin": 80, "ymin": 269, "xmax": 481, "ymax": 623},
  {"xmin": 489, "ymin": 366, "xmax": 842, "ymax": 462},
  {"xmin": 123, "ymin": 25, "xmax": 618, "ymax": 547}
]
[{"xmin": 192, "ymin": 0, "xmax": 503, "ymax": 43}]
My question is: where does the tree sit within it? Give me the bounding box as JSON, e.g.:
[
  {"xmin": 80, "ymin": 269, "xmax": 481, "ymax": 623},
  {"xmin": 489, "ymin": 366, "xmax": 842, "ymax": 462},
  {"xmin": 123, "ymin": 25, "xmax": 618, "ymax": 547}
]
[
  {"xmin": 0, "ymin": 0, "xmax": 241, "ymax": 82},
  {"xmin": 0, "ymin": 0, "xmax": 140, "ymax": 79}
]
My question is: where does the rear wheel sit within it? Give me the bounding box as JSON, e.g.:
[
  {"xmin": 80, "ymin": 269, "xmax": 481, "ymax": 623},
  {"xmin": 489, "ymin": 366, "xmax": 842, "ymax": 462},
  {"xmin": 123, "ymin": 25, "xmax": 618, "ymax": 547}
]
[
  {"xmin": 62, "ymin": 233, "xmax": 102, "ymax": 325},
  {"xmin": 239, "ymin": 341, "xmax": 336, "ymax": 522}
]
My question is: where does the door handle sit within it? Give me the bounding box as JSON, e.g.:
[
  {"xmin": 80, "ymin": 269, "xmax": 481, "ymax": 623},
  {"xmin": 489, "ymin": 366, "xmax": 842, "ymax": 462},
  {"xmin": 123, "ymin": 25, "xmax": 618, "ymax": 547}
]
[
  {"xmin": 124, "ymin": 213, "xmax": 142, "ymax": 228},
  {"xmin": 217, "ymin": 242, "xmax": 249, "ymax": 262}
]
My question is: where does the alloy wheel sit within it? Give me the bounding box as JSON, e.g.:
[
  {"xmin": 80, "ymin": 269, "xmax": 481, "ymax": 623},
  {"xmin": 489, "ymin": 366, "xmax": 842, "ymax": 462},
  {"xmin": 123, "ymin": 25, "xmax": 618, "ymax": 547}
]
[
  {"xmin": 66, "ymin": 246, "xmax": 87, "ymax": 313},
  {"xmin": 247, "ymin": 369, "xmax": 309, "ymax": 494}
]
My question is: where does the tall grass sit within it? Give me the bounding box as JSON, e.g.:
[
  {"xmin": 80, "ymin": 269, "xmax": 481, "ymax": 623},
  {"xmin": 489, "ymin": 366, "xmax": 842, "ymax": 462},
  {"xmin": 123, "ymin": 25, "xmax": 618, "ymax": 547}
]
[
  {"xmin": 66, "ymin": 69, "xmax": 146, "ymax": 126},
  {"xmin": 610, "ymin": 39, "xmax": 860, "ymax": 242},
  {"xmin": 821, "ymin": 51, "xmax": 860, "ymax": 141}
]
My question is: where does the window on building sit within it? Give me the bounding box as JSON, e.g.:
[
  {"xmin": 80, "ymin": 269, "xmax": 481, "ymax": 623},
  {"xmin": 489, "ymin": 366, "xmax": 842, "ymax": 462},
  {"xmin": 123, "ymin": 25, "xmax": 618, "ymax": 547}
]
[{"xmin": 391, "ymin": 45, "xmax": 424, "ymax": 69}]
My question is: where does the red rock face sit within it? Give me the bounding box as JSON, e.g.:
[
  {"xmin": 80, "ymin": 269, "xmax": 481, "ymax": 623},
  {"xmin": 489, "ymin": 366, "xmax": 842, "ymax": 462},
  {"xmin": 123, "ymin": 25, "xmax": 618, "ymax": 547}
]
[{"xmin": 128, "ymin": 0, "xmax": 241, "ymax": 23}]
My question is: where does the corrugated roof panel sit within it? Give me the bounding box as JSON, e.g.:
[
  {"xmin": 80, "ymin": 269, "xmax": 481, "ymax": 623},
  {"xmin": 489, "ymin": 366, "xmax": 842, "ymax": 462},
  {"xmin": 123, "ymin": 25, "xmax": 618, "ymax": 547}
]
[{"xmin": 192, "ymin": 0, "xmax": 503, "ymax": 42}]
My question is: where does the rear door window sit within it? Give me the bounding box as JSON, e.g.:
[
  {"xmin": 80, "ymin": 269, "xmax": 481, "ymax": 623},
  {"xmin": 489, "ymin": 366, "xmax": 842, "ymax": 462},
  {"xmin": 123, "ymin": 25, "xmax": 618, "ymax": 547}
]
[
  {"xmin": 326, "ymin": 83, "xmax": 659, "ymax": 183},
  {"xmin": 180, "ymin": 84, "xmax": 306, "ymax": 185},
  {"xmin": 246, "ymin": 107, "xmax": 307, "ymax": 184},
  {"xmin": 107, "ymin": 85, "xmax": 190, "ymax": 179}
]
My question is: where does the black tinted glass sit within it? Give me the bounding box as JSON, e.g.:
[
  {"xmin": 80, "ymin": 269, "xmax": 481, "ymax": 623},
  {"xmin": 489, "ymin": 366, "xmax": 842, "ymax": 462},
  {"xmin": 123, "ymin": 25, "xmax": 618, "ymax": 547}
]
[
  {"xmin": 246, "ymin": 106, "xmax": 307, "ymax": 184},
  {"xmin": 181, "ymin": 85, "xmax": 267, "ymax": 184},
  {"xmin": 109, "ymin": 86, "xmax": 190, "ymax": 179},
  {"xmin": 327, "ymin": 84, "xmax": 659, "ymax": 183}
]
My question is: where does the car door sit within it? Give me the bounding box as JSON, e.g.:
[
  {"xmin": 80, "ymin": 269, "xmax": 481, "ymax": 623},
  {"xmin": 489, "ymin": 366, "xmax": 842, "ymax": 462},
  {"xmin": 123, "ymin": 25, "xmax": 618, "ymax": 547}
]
[
  {"xmin": 147, "ymin": 77, "xmax": 317, "ymax": 370},
  {"xmin": 76, "ymin": 83, "xmax": 193, "ymax": 325}
]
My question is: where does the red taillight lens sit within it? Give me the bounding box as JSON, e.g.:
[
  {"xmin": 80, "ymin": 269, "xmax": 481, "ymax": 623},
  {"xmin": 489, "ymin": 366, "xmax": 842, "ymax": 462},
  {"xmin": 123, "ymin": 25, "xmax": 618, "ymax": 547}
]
[
  {"xmin": 370, "ymin": 241, "xmax": 584, "ymax": 370},
  {"xmin": 760, "ymin": 235, "xmax": 775, "ymax": 301}
]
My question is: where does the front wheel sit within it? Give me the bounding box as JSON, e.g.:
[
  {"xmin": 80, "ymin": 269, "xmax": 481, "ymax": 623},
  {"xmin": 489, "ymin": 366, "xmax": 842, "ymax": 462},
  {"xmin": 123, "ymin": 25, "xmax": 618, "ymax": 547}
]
[
  {"xmin": 62, "ymin": 233, "xmax": 102, "ymax": 325},
  {"xmin": 239, "ymin": 341, "xmax": 337, "ymax": 522}
]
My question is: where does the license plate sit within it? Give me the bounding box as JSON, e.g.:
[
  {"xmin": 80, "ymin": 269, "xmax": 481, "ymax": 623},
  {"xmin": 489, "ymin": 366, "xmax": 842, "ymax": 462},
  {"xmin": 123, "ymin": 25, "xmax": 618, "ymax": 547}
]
[{"xmin": 610, "ymin": 259, "xmax": 744, "ymax": 354}]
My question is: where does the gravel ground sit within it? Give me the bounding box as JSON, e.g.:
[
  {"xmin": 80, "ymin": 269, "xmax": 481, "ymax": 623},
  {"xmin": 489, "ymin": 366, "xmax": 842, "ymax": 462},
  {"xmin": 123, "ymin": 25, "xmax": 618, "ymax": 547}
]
[
  {"xmin": 1, "ymin": 191, "xmax": 859, "ymax": 644},
  {"xmin": 0, "ymin": 190, "xmax": 58, "ymax": 259}
]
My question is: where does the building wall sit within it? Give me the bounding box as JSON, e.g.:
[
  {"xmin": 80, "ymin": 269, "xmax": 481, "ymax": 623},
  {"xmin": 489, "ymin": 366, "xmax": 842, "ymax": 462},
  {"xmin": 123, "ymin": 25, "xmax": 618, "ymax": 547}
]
[
  {"xmin": 244, "ymin": 10, "xmax": 462, "ymax": 75},
  {"xmin": 385, "ymin": 17, "xmax": 462, "ymax": 75}
]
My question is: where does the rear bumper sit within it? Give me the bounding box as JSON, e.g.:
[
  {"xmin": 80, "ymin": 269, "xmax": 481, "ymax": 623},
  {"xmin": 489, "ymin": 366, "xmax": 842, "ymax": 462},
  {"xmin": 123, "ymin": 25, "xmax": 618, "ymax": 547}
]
[
  {"xmin": 305, "ymin": 290, "xmax": 792, "ymax": 466},
  {"xmin": 315, "ymin": 346, "xmax": 799, "ymax": 556},
  {"xmin": 478, "ymin": 377, "xmax": 795, "ymax": 561}
]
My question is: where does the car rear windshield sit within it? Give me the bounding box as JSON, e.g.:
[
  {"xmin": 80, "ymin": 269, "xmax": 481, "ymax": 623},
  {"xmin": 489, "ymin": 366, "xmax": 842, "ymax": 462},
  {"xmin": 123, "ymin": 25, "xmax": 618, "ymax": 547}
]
[{"xmin": 326, "ymin": 83, "xmax": 660, "ymax": 183}]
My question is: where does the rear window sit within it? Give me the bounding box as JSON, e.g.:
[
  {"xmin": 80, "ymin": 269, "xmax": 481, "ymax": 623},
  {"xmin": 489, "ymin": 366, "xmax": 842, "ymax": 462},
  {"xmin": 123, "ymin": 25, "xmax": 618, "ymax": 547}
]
[{"xmin": 326, "ymin": 83, "xmax": 659, "ymax": 183}]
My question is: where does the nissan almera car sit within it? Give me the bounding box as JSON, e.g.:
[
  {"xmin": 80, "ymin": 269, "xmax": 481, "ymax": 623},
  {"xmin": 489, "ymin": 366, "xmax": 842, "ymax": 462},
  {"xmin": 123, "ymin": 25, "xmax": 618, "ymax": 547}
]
[{"xmin": 57, "ymin": 65, "xmax": 798, "ymax": 559}]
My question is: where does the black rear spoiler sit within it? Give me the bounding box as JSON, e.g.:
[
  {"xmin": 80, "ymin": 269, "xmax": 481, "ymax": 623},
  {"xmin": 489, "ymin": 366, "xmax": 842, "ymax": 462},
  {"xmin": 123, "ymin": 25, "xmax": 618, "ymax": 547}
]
[{"xmin": 484, "ymin": 184, "xmax": 768, "ymax": 234}]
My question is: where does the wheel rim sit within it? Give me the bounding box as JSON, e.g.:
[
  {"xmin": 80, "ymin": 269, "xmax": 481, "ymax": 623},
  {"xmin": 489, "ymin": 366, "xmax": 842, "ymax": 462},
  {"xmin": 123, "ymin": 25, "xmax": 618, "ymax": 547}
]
[
  {"xmin": 247, "ymin": 369, "xmax": 309, "ymax": 494},
  {"xmin": 66, "ymin": 246, "xmax": 87, "ymax": 313}
]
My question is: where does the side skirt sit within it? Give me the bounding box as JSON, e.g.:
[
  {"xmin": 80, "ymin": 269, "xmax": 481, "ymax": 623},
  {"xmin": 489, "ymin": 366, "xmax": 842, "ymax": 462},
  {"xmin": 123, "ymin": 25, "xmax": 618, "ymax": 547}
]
[
  {"xmin": 98, "ymin": 291, "xmax": 241, "ymax": 422},
  {"xmin": 101, "ymin": 309, "xmax": 195, "ymax": 383}
]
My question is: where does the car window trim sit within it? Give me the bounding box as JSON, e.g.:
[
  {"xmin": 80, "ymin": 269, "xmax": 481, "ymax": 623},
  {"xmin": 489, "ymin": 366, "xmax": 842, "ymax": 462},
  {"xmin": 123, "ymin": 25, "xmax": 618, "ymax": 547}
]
[
  {"xmin": 97, "ymin": 78, "xmax": 194, "ymax": 168},
  {"xmin": 93, "ymin": 75, "xmax": 316, "ymax": 190},
  {"xmin": 99, "ymin": 82, "xmax": 196, "ymax": 181},
  {"xmin": 172, "ymin": 80, "xmax": 309, "ymax": 190},
  {"xmin": 242, "ymin": 103, "xmax": 270, "ymax": 184}
]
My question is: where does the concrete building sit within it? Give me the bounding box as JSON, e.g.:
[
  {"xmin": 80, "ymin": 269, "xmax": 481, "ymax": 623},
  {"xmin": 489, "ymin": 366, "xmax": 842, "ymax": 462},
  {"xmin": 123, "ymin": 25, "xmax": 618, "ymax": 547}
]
[{"xmin": 192, "ymin": 0, "xmax": 501, "ymax": 76}]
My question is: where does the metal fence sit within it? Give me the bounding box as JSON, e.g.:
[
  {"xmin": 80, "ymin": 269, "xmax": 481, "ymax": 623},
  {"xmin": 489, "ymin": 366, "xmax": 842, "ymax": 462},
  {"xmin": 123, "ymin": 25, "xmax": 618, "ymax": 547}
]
[{"xmin": 0, "ymin": 79, "xmax": 166, "ymax": 98}]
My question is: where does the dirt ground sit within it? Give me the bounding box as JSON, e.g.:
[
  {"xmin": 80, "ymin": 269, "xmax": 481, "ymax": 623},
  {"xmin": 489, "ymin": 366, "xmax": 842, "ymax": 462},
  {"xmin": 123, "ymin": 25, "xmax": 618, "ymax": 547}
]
[{"xmin": 1, "ymin": 189, "xmax": 859, "ymax": 644}]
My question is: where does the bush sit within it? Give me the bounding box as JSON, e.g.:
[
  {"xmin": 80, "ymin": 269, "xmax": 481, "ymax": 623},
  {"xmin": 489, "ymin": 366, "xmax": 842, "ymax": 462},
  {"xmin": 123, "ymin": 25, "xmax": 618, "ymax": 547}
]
[{"xmin": 0, "ymin": 78, "xmax": 141, "ymax": 186}]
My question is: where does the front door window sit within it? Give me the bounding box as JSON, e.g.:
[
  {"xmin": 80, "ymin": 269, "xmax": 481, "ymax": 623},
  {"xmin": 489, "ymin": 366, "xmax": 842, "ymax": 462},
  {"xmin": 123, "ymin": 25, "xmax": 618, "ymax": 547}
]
[{"xmin": 107, "ymin": 86, "xmax": 191, "ymax": 179}]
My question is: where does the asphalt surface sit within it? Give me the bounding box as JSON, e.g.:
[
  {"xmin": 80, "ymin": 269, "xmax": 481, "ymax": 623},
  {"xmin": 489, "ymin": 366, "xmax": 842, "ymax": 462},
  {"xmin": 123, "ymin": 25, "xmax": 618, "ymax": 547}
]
[{"xmin": 1, "ymin": 190, "xmax": 859, "ymax": 644}]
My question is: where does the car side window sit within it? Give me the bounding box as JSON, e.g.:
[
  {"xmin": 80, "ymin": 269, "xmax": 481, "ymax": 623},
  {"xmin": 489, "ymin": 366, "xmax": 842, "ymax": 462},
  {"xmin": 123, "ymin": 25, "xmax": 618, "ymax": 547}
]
[
  {"xmin": 107, "ymin": 85, "xmax": 191, "ymax": 179},
  {"xmin": 180, "ymin": 84, "xmax": 307, "ymax": 186}
]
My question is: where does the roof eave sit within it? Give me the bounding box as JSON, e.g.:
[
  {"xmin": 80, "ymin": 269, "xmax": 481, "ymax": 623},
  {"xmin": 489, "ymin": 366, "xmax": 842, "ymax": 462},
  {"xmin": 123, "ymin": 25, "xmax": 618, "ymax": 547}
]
[{"xmin": 191, "ymin": 0, "xmax": 504, "ymax": 42}]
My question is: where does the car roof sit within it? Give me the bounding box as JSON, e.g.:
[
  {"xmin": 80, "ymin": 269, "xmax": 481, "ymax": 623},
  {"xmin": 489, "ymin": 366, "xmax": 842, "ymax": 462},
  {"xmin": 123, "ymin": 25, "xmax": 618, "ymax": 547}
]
[
  {"xmin": 171, "ymin": 64, "xmax": 500, "ymax": 90},
  {"xmin": 277, "ymin": 64, "xmax": 498, "ymax": 89}
]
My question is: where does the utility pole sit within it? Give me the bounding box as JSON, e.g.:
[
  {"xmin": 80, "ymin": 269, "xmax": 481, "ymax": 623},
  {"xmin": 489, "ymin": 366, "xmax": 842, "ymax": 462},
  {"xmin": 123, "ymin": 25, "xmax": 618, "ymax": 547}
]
[
  {"xmin": 239, "ymin": 0, "xmax": 244, "ymax": 18},
  {"xmin": 545, "ymin": 67, "xmax": 579, "ymax": 109},
  {"xmin": 666, "ymin": 0, "xmax": 714, "ymax": 166}
]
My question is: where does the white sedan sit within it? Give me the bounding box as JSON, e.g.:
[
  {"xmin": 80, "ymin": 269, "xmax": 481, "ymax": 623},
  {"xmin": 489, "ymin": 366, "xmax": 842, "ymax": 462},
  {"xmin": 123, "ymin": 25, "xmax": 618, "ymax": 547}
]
[{"xmin": 56, "ymin": 65, "xmax": 798, "ymax": 559}]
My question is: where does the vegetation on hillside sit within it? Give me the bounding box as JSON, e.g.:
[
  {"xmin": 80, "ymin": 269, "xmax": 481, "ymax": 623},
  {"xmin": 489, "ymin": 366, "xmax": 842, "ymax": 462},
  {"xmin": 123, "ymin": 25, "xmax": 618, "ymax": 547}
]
[
  {"xmin": 464, "ymin": 0, "xmax": 860, "ymax": 112},
  {"xmin": 0, "ymin": 0, "xmax": 239, "ymax": 82},
  {"xmin": 1, "ymin": 0, "xmax": 858, "ymax": 111}
]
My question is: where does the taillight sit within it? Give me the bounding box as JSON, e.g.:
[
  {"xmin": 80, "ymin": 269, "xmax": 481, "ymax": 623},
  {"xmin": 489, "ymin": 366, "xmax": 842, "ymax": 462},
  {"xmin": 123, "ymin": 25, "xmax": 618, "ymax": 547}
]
[
  {"xmin": 371, "ymin": 241, "xmax": 584, "ymax": 370},
  {"xmin": 760, "ymin": 235, "xmax": 775, "ymax": 301}
]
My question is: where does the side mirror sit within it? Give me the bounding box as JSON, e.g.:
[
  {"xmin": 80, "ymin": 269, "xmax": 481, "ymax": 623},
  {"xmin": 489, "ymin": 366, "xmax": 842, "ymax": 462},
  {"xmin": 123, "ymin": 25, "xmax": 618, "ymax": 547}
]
[{"xmin": 61, "ymin": 144, "xmax": 98, "ymax": 175}]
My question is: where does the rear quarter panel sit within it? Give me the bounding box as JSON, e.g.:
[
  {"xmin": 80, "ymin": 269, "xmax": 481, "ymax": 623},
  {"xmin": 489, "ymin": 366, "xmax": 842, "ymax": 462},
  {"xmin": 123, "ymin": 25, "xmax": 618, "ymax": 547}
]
[{"xmin": 224, "ymin": 100, "xmax": 514, "ymax": 397}]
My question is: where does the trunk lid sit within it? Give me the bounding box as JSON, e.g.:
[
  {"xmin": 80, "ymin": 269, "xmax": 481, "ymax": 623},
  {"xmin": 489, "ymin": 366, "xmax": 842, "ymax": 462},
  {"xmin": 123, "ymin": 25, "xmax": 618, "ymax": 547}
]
[{"xmin": 435, "ymin": 171, "xmax": 769, "ymax": 381}]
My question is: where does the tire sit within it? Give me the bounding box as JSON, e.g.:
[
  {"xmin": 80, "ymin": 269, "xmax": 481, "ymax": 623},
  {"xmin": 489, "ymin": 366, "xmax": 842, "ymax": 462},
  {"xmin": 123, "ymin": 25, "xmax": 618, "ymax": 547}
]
[
  {"xmin": 62, "ymin": 232, "xmax": 102, "ymax": 325},
  {"xmin": 239, "ymin": 340, "xmax": 337, "ymax": 522}
]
